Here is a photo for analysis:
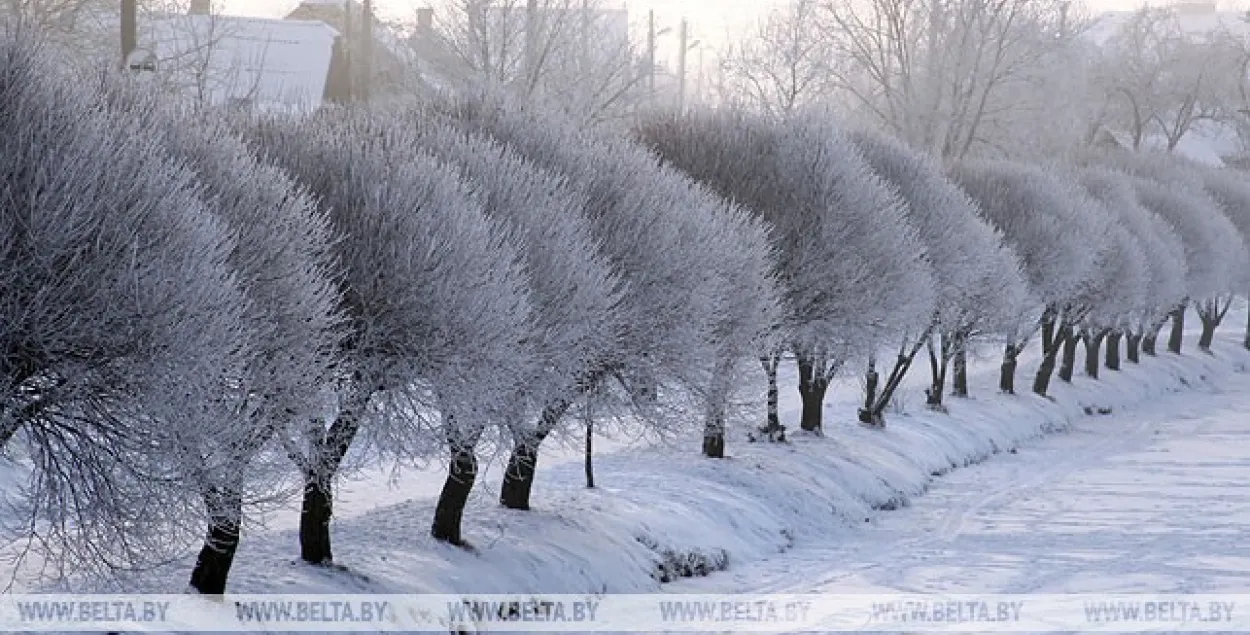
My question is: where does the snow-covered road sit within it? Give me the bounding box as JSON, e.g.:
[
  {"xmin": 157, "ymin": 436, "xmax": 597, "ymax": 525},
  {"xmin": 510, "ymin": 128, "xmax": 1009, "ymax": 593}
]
[{"xmin": 670, "ymin": 364, "xmax": 1250, "ymax": 602}]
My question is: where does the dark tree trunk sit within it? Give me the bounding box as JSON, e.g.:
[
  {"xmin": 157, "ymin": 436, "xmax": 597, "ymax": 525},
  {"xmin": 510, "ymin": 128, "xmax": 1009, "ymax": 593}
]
[
  {"xmin": 1245, "ymin": 304, "xmax": 1250, "ymax": 351},
  {"xmin": 926, "ymin": 339, "xmax": 948, "ymax": 407},
  {"xmin": 297, "ymin": 389, "xmax": 366, "ymax": 566},
  {"xmin": 1127, "ymin": 333, "xmax": 1142, "ymax": 363},
  {"xmin": 585, "ymin": 416, "xmax": 596, "ymax": 486},
  {"xmin": 1143, "ymin": 330, "xmax": 1158, "ymax": 356},
  {"xmin": 796, "ymin": 352, "xmax": 829, "ymax": 432},
  {"xmin": 431, "ymin": 442, "xmax": 478, "ymax": 546},
  {"xmin": 299, "ymin": 476, "xmax": 334, "ymax": 565},
  {"xmin": 1105, "ymin": 331, "xmax": 1122, "ymax": 371},
  {"xmin": 189, "ymin": 487, "xmax": 243, "ymax": 594},
  {"xmin": 1167, "ymin": 304, "xmax": 1186, "ymax": 355},
  {"xmin": 1197, "ymin": 301, "xmax": 1221, "ymax": 353},
  {"xmin": 1084, "ymin": 331, "xmax": 1106, "ymax": 379},
  {"xmin": 859, "ymin": 357, "xmax": 879, "ymax": 425},
  {"xmin": 499, "ymin": 392, "xmax": 582, "ymax": 510},
  {"xmin": 952, "ymin": 334, "xmax": 968, "ymax": 397},
  {"xmin": 1057, "ymin": 325, "xmax": 1078, "ymax": 383},
  {"xmin": 999, "ymin": 344, "xmax": 1018, "ymax": 394},
  {"xmin": 761, "ymin": 355, "xmax": 782, "ymax": 435}
]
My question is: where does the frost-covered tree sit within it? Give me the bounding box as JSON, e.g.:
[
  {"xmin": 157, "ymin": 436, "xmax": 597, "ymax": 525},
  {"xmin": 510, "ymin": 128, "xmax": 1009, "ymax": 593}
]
[
  {"xmin": 848, "ymin": 130, "xmax": 1025, "ymax": 415},
  {"xmin": 949, "ymin": 160, "xmax": 1105, "ymax": 396},
  {"xmin": 243, "ymin": 109, "xmax": 534, "ymax": 556},
  {"xmin": 378, "ymin": 104, "xmax": 623, "ymax": 506},
  {"xmin": 1052, "ymin": 170, "xmax": 1149, "ymax": 380},
  {"xmin": 1097, "ymin": 151, "xmax": 1250, "ymax": 355},
  {"xmin": 90, "ymin": 80, "xmax": 343, "ymax": 592},
  {"xmin": 1196, "ymin": 167, "xmax": 1250, "ymax": 351},
  {"xmin": 417, "ymin": 90, "xmax": 772, "ymax": 499},
  {"xmin": 0, "ymin": 35, "xmax": 254, "ymax": 576},
  {"xmin": 638, "ymin": 109, "xmax": 935, "ymax": 432},
  {"xmin": 1076, "ymin": 167, "xmax": 1185, "ymax": 368}
]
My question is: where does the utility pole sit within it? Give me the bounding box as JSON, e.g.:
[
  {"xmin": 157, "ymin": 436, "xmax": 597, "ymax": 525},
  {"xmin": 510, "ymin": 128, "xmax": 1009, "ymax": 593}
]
[
  {"xmin": 360, "ymin": 0, "xmax": 373, "ymax": 102},
  {"xmin": 343, "ymin": 0, "xmax": 353, "ymax": 101},
  {"xmin": 676, "ymin": 18, "xmax": 687, "ymax": 111},
  {"xmin": 525, "ymin": 0, "xmax": 539, "ymax": 91},
  {"xmin": 646, "ymin": 8, "xmax": 655, "ymax": 94},
  {"xmin": 120, "ymin": 0, "xmax": 137, "ymax": 69}
]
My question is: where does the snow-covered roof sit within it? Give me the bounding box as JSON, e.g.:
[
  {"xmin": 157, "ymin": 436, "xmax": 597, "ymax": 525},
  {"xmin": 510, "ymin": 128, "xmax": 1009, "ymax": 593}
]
[{"xmin": 140, "ymin": 14, "xmax": 338, "ymax": 114}]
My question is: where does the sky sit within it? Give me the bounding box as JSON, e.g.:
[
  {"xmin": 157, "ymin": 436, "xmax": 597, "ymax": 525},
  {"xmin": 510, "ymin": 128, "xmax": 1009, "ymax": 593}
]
[{"xmin": 218, "ymin": 0, "xmax": 1231, "ymax": 61}]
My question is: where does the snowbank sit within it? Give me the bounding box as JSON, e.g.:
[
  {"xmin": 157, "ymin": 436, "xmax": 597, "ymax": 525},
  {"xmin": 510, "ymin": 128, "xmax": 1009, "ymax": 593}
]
[{"xmin": 198, "ymin": 330, "xmax": 1250, "ymax": 600}]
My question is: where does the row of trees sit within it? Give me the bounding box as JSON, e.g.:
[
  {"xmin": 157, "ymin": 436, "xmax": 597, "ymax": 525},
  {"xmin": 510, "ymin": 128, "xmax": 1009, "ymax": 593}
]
[{"xmin": 4, "ymin": 25, "xmax": 1250, "ymax": 595}]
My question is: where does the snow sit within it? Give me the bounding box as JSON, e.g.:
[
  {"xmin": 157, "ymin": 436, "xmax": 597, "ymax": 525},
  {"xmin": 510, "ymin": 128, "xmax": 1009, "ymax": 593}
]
[{"xmin": 16, "ymin": 310, "xmax": 1240, "ymax": 612}]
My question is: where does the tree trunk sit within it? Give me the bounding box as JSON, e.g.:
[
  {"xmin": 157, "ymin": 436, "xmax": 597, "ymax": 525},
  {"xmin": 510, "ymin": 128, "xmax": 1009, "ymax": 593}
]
[
  {"xmin": 951, "ymin": 333, "xmax": 968, "ymax": 397},
  {"xmin": 299, "ymin": 475, "xmax": 334, "ymax": 565},
  {"xmin": 1197, "ymin": 304, "xmax": 1219, "ymax": 352},
  {"xmin": 1105, "ymin": 331, "xmax": 1122, "ymax": 371},
  {"xmin": 1127, "ymin": 332, "xmax": 1142, "ymax": 363},
  {"xmin": 1057, "ymin": 325, "xmax": 1078, "ymax": 383},
  {"xmin": 431, "ymin": 441, "xmax": 478, "ymax": 547},
  {"xmin": 499, "ymin": 432, "xmax": 547, "ymax": 511},
  {"xmin": 926, "ymin": 338, "xmax": 947, "ymax": 407},
  {"xmin": 1167, "ymin": 303, "xmax": 1186, "ymax": 355},
  {"xmin": 999, "ymin": 344, "xmax": 1018, "ymax": 394},
  {"xmin": 761, "ymin": 355, "xmax": 782, "ymax": 435},
  {"xmin": 1084, "ymin": 331, "xmax": 1106, "ymax": 379},
  {"xmin": 859, "ymin": 357, "xmax": 879, "ymax": 425},
  {"xmin": 297, "ymin": 388, "xmax": 367, "ymax": 566},
  {"xmin": 1142, "ymin": 331, "xmax": 1158, "ymax": 356},
  {"xmin": 189, "ymin": 487, "xmax": 243, "ymax": 594},
  {"xmin": 585, "ymin": 416, "xmax": 596, "ymax": 486},
  {"xmin": 796, "ymin": 352, "xmax": 829, "ymax": 432}
]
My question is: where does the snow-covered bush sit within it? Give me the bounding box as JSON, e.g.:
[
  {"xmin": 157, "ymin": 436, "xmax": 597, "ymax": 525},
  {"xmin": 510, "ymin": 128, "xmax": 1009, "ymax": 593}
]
[
  {"xmin": 242, "ymin": 108, "xmax": 535, "ymax": 554},
  {"xmin": 848, "ymin": 130, "xmax": 1026, "ymax": 413},
  {"xmin": 0, "ymin": 35, "xmax": 253, "ymax": 577},
  {"xmin": 949, "ymin": 160, "xmax": 1106, "ymax": 396},
  {"xmin": 425, "ymin": 90, "xmax": 777, "ymax": 477},
  {"xmin": 638, "ymin": 109, "xmax": 935, "ymax": 432}
]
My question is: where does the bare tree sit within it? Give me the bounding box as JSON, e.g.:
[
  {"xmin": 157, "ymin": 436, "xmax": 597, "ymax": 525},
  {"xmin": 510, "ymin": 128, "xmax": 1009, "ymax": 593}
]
[
  {"xmin": 1088, "ymin": 7, "xmax": 1235, "ymax": 152},
  {"xmin": 716, "ymin": 0, "xmax": 837, "ymax": 120},
  {"xmin": 427, "ymin": 0, "xmax": 647, "ymax": 122},
  {"xmin": 817, "ymin": 0, "xmax": 1073, "ymax": 159}
]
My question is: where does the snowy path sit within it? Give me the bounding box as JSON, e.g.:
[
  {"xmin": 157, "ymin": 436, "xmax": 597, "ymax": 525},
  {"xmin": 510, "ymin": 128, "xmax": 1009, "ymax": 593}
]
[{"xmin": 669, "ymin": 365, "xmax": 1250, "ymax": 602}]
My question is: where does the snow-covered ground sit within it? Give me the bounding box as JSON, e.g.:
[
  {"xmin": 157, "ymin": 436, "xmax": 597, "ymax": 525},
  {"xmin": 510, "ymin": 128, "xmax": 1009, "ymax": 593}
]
[{"xmin": 7, "ymin": 316, "xmax": 1250, "ymax": 635}]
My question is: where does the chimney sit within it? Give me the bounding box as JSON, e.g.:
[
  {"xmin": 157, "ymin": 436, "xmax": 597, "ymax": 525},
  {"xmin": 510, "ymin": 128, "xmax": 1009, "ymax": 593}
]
[
  {"xmin": 417, "ymin": 7, "xmax": 433, "ymax": 31},
  {"xmin": 189, "ymin": 0, "xmax": 211, "ymax": 14}
]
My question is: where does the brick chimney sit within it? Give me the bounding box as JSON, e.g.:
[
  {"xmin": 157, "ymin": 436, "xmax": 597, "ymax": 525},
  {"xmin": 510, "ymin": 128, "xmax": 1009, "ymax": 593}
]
[{"xmin": 189, "ymin": 0, "xmax": 211, "ymax": 14}]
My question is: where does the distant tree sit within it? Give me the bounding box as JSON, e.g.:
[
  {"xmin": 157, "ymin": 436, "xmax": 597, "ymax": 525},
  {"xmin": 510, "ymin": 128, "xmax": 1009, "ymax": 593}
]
[
  {"xmin": 638, "ymin": 109, "xmax": 935, "ymax": 433},
  {"xmin": 428, "ymin": 0, "xmax": 647, "ymax": 123},
  {"xmin": 243, "ymin": 108, "xmax": 534, "ymax": 557},
  {"xmin": 716, "ymin": 0, "xmax": 837, "ymax": 120},
  {"xmin": 949, "ymin": 160, "xmax": 1106, "ymax": 396},
  {"xmin": 848, "ymin": 130, "xmax": 1025, "ymax": 415},
  {"xmin": 816, "ymin": 0, "xmax": 1074, "ymax": 159},
  {"xmin": 0, "ymin": 35, "xmax": 254, "ymax": 577}
]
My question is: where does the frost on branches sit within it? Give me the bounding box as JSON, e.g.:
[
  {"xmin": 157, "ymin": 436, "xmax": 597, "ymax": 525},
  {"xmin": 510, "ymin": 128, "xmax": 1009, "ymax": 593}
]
[{"xmin": 0, "ymin": 35, "xmax": 253, "ymax": 579}]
